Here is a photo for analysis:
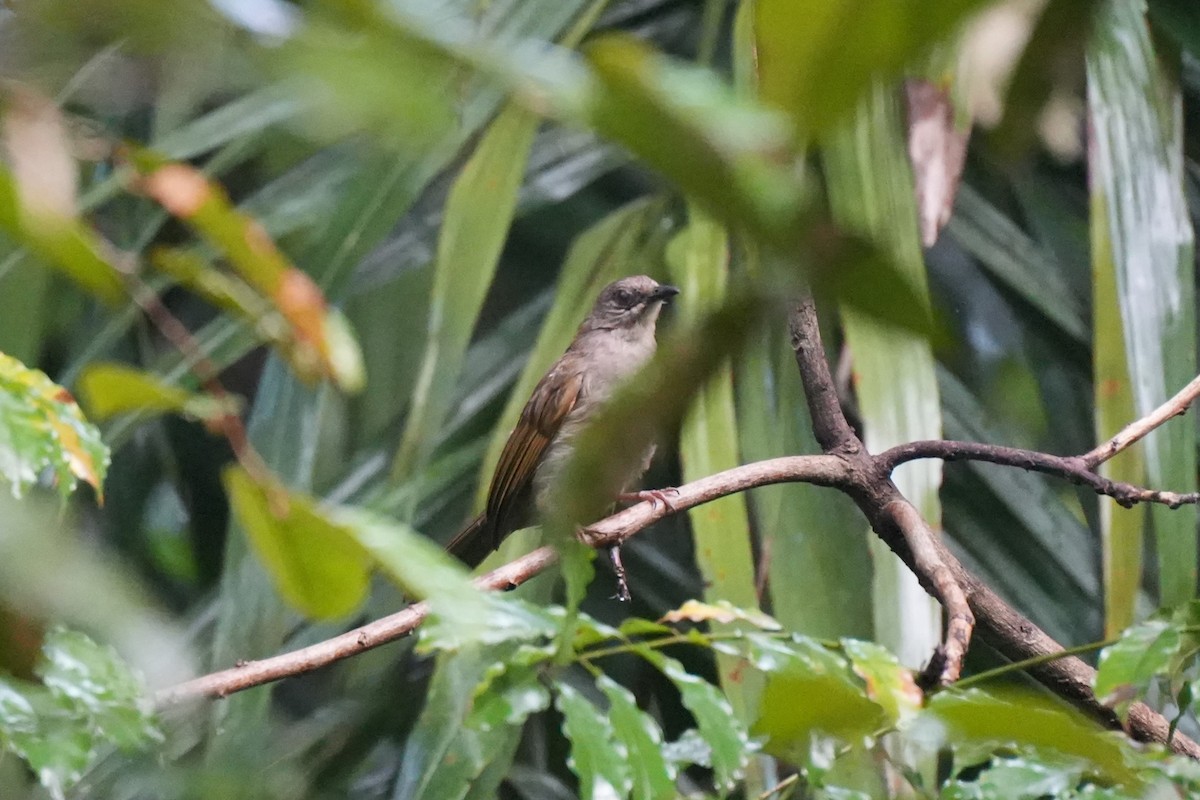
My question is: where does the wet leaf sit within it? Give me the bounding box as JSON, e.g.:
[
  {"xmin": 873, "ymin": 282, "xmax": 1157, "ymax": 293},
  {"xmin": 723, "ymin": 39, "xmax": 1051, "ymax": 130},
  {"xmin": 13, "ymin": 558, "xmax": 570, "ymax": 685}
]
[
  {"xmin": 557, "ymin": 682, "xmax": 631, "ymax": 800},
  {"xmin": 634, "ymin": 646, "xmax": 750, "ymax": 790},
  {"xmin": 598, "ymin": 675, "xmax": 676, "ymax": 800},
  {"xmin": 1094, "ymin": 618, "xmax": 1180, "ymax": 713},
  {"xmin": 0, "ymin": 352, "xmax": 108, "ymax": 500}
]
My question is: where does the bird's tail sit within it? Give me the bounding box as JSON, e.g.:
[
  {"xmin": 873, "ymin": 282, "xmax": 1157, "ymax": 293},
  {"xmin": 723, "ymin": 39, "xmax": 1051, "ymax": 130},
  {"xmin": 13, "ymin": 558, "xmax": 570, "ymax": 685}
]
[{"xmin": 445, "ymin": 514, "xmax": 494, "ymax": 568}]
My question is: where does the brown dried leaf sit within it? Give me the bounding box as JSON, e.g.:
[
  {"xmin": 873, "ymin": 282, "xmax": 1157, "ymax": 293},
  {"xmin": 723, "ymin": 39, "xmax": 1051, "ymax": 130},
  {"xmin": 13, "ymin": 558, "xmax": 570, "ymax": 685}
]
[{"xmin": 905, "ymin": 78, "xmax": 969, "ymax": 248}]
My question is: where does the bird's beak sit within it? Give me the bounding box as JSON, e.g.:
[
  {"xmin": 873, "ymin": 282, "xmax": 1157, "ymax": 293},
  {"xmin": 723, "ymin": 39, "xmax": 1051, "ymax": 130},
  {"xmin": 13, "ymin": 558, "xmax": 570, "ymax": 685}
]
[{"xmin": 650, "ymin": 285, "xmax": 680, "ymax": 302}]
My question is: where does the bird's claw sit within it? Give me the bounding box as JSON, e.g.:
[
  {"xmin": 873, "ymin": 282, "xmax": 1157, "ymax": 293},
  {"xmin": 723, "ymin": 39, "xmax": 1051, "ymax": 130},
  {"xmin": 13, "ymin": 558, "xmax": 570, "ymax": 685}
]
[
  {"xmin": 608, "ymin": 545, "xmax": 632, "ymax": 602},
  {"xmin": 619, "ymin": 488, "xmax": 680, "ymax": 513}
]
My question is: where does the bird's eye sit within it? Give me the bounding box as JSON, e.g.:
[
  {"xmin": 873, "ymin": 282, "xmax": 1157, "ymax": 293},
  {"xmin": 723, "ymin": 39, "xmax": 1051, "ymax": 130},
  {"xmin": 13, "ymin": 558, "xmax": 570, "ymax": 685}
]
[{"xmin": 613, "ymin": 289, "xmax": 635, "ymax": 307}]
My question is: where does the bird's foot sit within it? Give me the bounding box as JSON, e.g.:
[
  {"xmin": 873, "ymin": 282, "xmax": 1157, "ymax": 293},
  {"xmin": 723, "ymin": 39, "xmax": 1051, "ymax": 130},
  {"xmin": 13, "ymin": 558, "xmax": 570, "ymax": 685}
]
[
  {"xmin": 619, "ymin": 487, "xmax": 680, "ymax": 512},
  {"xmin": 608, "ymin": 545, "xmax": 632, "ymax": 602}
]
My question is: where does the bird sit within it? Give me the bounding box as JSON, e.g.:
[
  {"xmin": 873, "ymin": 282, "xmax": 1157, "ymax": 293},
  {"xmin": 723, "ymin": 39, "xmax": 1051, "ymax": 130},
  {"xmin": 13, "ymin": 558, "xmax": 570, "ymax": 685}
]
[{"xmin": 446, "ymin": 275, "xmax": 679, "ymax": 569}]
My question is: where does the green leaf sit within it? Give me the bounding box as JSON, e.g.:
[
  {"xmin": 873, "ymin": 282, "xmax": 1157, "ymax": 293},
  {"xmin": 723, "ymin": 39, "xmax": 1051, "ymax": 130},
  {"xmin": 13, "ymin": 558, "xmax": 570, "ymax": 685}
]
[
  {"xmin": 753, "ymin": 0, "xmax": 989, "ymax": 137},
  {"xmin": 666, "ymin": 205, "xmax": 762, "ymax": 725},
  {"xmin": 77, "ymin": 362, "xmax": 235, "ymax": 422},
  {"xmin": 268, "ymin": 2, "xmax": 456, "ymax": 149},
  {"xmin": 944, "ymin": 755, "xmax": 1085, "ymax": 800},
  {"xmin": 0, "ymin": 683, "xmax": 91, "ymax": 800},
  {"xmin": 583, "ymin": 36, "xmax": 805, "ymax": 250},
  {"xmin": 824, "ymin": 82, "xmax": 942, "ymax": 667},
  {"xmin": 597, "ymin": 675, "xmax": 676, "ymax": 800},
  {"xmin": 394, "ymin": 644, "xmax": 537, "ymax": 800},
  {"xmin": 841, "ymin": 639, "xmax": 922, "ymax": 727},
  {"xmin": 928, "ymin": 688, "xmax": 1139, "ymax": 788},
  {"xmin": 557, "ymin": 682, "xmax": 632, "ymax": 800},
  {"xmin": 393, "ymin": 103, "xmax": 539, "ymax": 481},
  {"xmin": 752, "ymin": 638, "xmax": 889, "ymax": 763},
  {"xmin": 335, "ymin": 507, "xmax": 559, "ymax": 651},
  {"xmin": 0, "ymin": 627, "xmax": 160, "ymax": 800},
  {"xmin": 635, "ymin": 646, "xmax": 750, "ymax": 790},
  {"xmin": 37, "ymin": 627, "xmax": 159, "ymax": 751},
  {"xmin": 1094, "ymin": 618, "xmax": 1181, "ymax": 710},
  {"xmin": 221, "ymin": 465, "xmax": 371, "ymax": 620},
  {"xmin": 0, "ymin": 351, "xmax": 109, "ymax": 500},
  {"xmin": 1088, "ymin": 0, "xmax": 1197, "ymax": 612}
]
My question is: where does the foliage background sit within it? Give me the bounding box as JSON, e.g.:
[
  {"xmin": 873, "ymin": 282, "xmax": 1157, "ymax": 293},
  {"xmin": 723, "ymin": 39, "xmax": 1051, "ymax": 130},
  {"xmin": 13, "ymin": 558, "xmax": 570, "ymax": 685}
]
[{"xmin": 1, "ymin": 0, "xmax": 1200, "ymax": 797}]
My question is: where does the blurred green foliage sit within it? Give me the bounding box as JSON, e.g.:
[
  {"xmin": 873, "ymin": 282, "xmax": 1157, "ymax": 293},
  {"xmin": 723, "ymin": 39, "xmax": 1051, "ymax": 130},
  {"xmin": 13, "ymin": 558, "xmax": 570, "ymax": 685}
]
[{"xmin": 1, "ymin": 0, "xmax": 1200, "ymax": 797}]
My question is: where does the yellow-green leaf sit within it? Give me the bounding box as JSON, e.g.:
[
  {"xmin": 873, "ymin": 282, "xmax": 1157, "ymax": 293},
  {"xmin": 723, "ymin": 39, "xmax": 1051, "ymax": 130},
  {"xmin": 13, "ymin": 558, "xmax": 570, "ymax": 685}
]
[
  {"xmin": 222, "ymin": 466, "xmax": 371, "ymax": 620},
  {"xmin": 127, "ymin": 151, "xmax": 365, "ymax": 393},
  {"xmin": 78, "ymin": 363, "xmax": 235, "ymax": 422}
]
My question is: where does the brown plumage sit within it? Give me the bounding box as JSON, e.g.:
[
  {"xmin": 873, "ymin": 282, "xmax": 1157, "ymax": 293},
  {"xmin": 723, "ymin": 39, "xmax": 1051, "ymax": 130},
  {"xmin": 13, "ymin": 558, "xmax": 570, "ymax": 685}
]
[{"xmin": 447, "ymin": 275, "xmax": 678, "ymax": 567}]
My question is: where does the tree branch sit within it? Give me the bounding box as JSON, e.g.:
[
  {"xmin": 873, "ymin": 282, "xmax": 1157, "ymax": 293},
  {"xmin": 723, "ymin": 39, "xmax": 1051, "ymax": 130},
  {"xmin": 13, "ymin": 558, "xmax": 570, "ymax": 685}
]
[
  {"xmin": 158, "ymin": 455, "xmax": 850, "ymax": 705},
  {"xmin": 788, "ymin": 299, "xmax": 976, "ymax": 687},
  {"xmin": 787, "ymin": 299, "xmax": 1200, "ymax": 758},
  {"xmin": 878, "ymin": 439, "xmax": 1199, "ymax": 508}
]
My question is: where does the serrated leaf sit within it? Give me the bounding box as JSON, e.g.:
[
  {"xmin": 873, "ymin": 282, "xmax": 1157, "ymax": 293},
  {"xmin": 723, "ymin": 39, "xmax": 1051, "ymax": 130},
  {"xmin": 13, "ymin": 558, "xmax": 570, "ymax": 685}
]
[
  {"xmin": 557, "ymin": 682, "xmax": 632, "ymax": 800},
  {"xmin": 753, "ymin": 638, "xmax": 888, "ymax": 762},
  {"xmin": 634, "ymin": 646, "xmax": 749, "ymax": 790},
  {"xmin": 0, "ymin": 352, "xmax": 108, "ymax": 500},
  {"xmin": 598, "ymin": 675, "xmax": 676, "ymax": 800},
  {"xmin": 0, "ymin": 683, "xmax": 91, "ymax": 800},
  {"xmin": 0, "ymin": 627, "xmax": 160, "ymax": 800},
  {"xmin": 395, "ymin": 644, "xmax": 531, "ymax": 800},
  {"xmin": 222, "ymin": 465, "xmax": 371, "ymax": 620},
  {"xmin": 841, "ymin": 639, "xmax": 922, "ymax": 726},
  {"xmin": 38, "ymin": 627, "xmax": 159, "ymax": 751},
  {"xmin": 1094, "ymin": 618, "xmax": 1181, "ymax": 710}
]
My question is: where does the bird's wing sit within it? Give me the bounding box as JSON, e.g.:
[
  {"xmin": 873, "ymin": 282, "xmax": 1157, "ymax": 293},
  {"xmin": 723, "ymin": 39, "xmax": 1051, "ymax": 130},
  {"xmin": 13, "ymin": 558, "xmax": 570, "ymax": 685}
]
[{"xmin": 486, "ymin": 368, "xmax": 584, "ymax": 533}]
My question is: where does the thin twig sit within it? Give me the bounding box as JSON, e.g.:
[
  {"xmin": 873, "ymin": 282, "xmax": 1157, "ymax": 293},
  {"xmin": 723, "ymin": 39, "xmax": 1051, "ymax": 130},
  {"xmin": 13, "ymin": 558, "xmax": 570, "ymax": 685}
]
[
  {"xmin": 1082, "ymin": 373, "xmax": 1200, "ymax": 468},
  {"xmin": 118, "ymin": 269, "xmax": 275, "ymax": 488}
]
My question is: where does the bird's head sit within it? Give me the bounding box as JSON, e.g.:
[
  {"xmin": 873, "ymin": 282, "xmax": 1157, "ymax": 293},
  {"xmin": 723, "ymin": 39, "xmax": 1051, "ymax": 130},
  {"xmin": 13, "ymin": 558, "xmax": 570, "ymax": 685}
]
[{"xmin": 581, "ymin": 275, "xmax": 679, "ymax": 335}]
